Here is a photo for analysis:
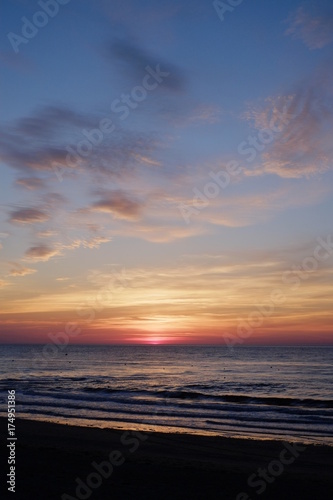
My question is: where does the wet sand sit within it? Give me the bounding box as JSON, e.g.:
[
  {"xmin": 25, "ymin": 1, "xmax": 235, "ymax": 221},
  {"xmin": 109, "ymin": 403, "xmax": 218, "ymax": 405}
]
[{"xmin": 0, "ymin": 418, "xmax": 332, "ymax": 499}]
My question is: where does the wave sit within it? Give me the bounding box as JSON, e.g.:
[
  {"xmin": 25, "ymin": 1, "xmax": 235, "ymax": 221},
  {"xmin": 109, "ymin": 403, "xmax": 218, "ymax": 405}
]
[
  {"xmin": 1, "ymin": 381, "xmax": 333, "ymax": 410},
  {"xmin": 14, "ymin": 396, "xmax": 333, "ymax": 425}
]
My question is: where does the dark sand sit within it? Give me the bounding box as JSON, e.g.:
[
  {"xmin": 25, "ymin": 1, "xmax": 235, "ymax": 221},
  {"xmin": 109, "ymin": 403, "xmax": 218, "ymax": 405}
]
[{"xmin": 1, "ymin": 418, "xmax": 332, "ymax": 499}]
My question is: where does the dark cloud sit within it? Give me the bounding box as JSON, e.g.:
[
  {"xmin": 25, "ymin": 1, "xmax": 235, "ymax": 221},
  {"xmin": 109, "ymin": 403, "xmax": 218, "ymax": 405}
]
[
  {"xmin": 14, "ymin": 105, "xmax": 94, "ymax": 138},
  {"xmin": 108, "ymin": 39, "xmax": 185, "ymax": 92},
  {"xmin": 0, "ymin": 104, "xmax": 160, "ymax": 183},
  {"xmin": 9, "ymin": 208, "xmax": 49, "ymax": 224},
  {"xmin": 0, "ymin": 105, "xmax": 97, "ymax": 175},
  {"xmin": 0, "ymin": 130, "xmax": 71, "ymax": 174},
  {"xmin": 24, "ymin": 245, "xmax": 60, "ymax": 262}
]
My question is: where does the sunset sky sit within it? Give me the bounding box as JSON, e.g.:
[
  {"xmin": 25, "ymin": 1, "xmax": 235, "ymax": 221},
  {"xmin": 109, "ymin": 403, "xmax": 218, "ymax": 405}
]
[{"xmin": 1, "ymin": 0, "xmax": 333, "ymax": 345}]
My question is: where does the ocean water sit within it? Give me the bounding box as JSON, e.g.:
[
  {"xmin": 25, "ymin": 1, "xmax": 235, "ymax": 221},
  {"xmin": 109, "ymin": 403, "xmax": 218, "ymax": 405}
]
[{"xmin": 0, "ymin": 345, "xmax": 332, "ymax": 445}]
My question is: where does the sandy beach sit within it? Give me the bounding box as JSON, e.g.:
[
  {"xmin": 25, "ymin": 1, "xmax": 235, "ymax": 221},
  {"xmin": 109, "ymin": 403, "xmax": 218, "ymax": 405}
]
[{"xmin": 1, "ymin": 417, "xmax": 332, "ymax": 500}]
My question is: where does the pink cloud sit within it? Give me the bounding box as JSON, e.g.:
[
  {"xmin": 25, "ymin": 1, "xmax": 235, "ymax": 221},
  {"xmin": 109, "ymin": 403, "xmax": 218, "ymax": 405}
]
[{"xmin": 286, "ymin": 7, "xmax": 333, "ymax": 50}]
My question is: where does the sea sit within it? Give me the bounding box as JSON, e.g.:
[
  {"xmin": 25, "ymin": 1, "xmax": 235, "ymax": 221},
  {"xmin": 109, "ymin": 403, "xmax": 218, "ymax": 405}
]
[{"xmin": 1, "ymin": 345, "xmax": 333, "ymax": 445}]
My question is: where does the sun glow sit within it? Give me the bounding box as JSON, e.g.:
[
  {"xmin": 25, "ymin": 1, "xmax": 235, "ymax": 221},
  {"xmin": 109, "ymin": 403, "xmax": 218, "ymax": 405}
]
[
  {"xmin": 144, "ymin": 335, "xmax": 171, "ymax": 345},
  {"xmin": 129, "ymin": 335, "xmax": 177, "ymax": 345}
]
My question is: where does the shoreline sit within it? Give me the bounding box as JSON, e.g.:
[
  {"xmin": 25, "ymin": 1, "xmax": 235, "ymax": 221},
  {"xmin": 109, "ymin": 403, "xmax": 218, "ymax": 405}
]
[
  {"xmin": 1, "ymin": 417, "xmax": 333, "ymax": 499},
  {"xmin": 0, "ymin": 413, "xmax": 333, "ymax": 449},
  {"xmin": 3, "ymin": 413, "xmax": 333, "ymax": 447}
]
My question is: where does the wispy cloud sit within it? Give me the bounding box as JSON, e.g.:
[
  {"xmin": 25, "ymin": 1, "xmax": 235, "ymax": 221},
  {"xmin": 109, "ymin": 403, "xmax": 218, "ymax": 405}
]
[
  {"xmin": 16, "ymin": 177, "xmax": 46, "ymax": 190},
  {"xmin": 62, "ymin": 236, "xmax": 112, "ymax": 250},
  {"xmin": 118, "ymin": 222, "xmax": 204, "ymax": 243},
  {"xmin": 36, "ymin": 230, "xmax": 58, "ymax": 238},
  {"xmin": 184, "ymin": 104, "xmax": 222, "ymax": 126},
  {"xmin": 160, "ymin": 102, "xmax": 222, "ymax": 128},
  {"xmin": 181, "ymin": 182, "xmax": 329, "ymax": 228},
  {"xmin": 243, "ymin": 72, "xmax": 333, "ymax": 178},
  {"xmin": 8, "ymin": 262, "xmax": 36, "ymax": 277},
  {"xmin": 285, "ymin": 6, "xmax": 333, "ymax": 50}
]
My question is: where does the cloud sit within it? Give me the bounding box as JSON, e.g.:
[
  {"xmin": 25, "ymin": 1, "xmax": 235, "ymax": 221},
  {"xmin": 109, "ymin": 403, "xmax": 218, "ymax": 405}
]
[
  {"xmin": 0, "ymin": 105, "xmax": 103, "ymax": 177},
  {"xmin": 36, "ymin": 230, "xmax": 57, "ymax": 238},
  {"xmin": 106, "ymin": 39, "xmax": 219, "ymax": 131},
  {"xmin": 0, "ymin": 104, "xmax": 161, "ymax": 185},
  {"xmin": 0, "ymin": 132, "xmax": 70, "ymax": 174},
  {"xmin": 90, "ymin": 190, "xmax": 145, "ymax": 220},
  {"xmin": 14, "ymin": 105, "xmax": 93, "ymax": 138},
  {"xmin": 127, "ymin": 223, "xmax": 204, "ymax": 242},
  {"xmin": 8, "ymin": 263, "xmax": 36, "ymax": 277},
  {"xmin": 0, "ymin": 279, "xmax": 9, "ymax": 288},
  {"xmin": 176, "ymin": 169, "xmax": 330, "ymax": 229},
  {"xmin": 24, "ymin": 245, "xmax": 61, "ymax": 262},
  {"xmin": 15, "ymin": 177, "xmax": 46, "ymax": 190},
  {"xmin": 185, "ymin": 104, "xmax": 222, "ymax": 126},
  {"xmin": 285, "ymin": 6, "xmax": 333, "ymax": 49},
  {"xmin": 243, "ymin": 74, "xmax": 333, "ymax": 178},
  {"xmin": 108, "ymin": 39, "xmax": 185, "ymax": 92},
  {"xmin": 42, "ymin": 192, "xmax": 68, "ymax": 207},
  {"xmin": 85, "ymin": 132, "xmax": 160, "ymax": 179},
  {"xmin": 159, "ymin": 102, "xmax": 222, "ymax": 128},
  {"xmin": 22, "ymin": 230, "xmax": 111, "ymax": 264},
  {"xmin": 104, "ymin": 217, "xmax": 205, "ymax": 242},
  {"xmin": 9, "ymin": 208, "xmax": 49, "ymax": 224},
  {"xmin": 0, "ymin": 105, "xmax": 98, "ymax": 176},
  {"xmin": 82, "ymin": 236, "xmax": 111, "ymax": 248},
  {"xmin": 63, "ymin": 236, "xmax": 112, "ymax": 250}
]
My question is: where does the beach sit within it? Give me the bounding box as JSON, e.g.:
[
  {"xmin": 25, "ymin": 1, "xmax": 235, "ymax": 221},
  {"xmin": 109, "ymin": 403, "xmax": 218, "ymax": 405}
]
[{"xmin": 1, "ymin": 417, "xmax": 332, "ymax": 500}]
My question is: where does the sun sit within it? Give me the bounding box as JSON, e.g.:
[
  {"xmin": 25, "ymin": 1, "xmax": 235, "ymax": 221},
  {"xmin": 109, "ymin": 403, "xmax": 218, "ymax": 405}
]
[
  {"xmin": 125, "ymin": 334, "xmax": 180, "ymax": 345},
  {"xmin": 144, "ymin": 336, "xmax": 165, "ymax": 345}
]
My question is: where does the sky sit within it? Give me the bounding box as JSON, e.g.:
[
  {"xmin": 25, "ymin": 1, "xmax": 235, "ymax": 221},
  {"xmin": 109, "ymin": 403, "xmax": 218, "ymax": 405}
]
[{"xmin": 0, "ymin": 0, "xmax": 333, "ymax": 345}]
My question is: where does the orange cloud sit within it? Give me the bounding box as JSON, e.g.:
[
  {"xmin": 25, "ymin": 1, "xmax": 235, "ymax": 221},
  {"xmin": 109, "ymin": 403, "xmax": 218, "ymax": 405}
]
[{"xmin": 9, "ymin": 262, "xmax": 37, "ymax": 276}]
